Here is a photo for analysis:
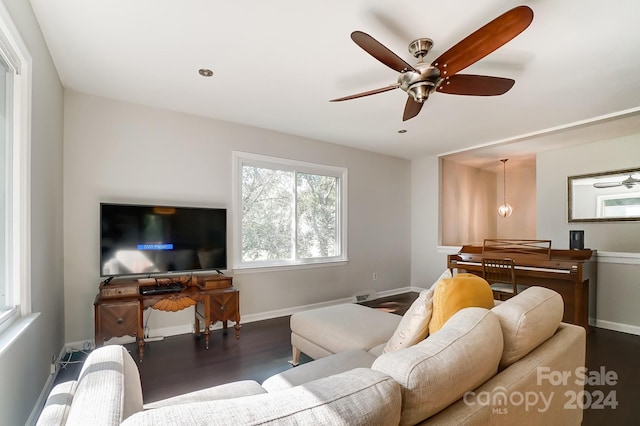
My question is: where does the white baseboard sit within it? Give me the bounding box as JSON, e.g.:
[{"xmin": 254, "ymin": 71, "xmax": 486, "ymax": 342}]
[
  {"xmin": 595, "ymin": 319, "xmax": 640, "ymax": 336},
  {"xmin": 63, "ymin": 286, "xmax": 419, "ymax": 350}
]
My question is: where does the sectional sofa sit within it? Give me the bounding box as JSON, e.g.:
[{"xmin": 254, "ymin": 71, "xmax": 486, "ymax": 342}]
[{"xmin": 36, "ymin": 286, "xmax": 586, "ymax": 425}]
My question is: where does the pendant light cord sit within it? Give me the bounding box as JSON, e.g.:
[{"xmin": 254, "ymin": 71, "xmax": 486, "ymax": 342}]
[{"xmin": 502, "ymin": 159, "xmax": 507, "ymax": 205}]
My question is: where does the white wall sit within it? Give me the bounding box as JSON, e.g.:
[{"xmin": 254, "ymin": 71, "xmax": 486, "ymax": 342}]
[
  {"xmin": 537, "ymin": 135, "xmax": 640, "ymax": 333},
  {"xmin": 537, "ymin": 135, "xmax": 640, "ymax": 251},
  {"xmin": 0, "ymin": 0, "xmax": 64, "ymax": 424},
  {"xmin": 63, "ymin": 91, "xmax": 412, "ymax": 343},
  {"xmin": 410, "ymin": 156, "xmax": 450, "ymax": 289}
]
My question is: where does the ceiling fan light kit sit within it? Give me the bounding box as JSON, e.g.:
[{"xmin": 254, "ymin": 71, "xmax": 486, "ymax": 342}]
[{"xmin": 330, "ymin": 5, "xmax": 534, "ymax": 121}]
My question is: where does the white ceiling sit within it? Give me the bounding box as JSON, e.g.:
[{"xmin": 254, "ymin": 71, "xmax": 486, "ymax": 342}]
[{"xmin": 29, "ymin": 0, "xmax": 640, "ymax": 161}]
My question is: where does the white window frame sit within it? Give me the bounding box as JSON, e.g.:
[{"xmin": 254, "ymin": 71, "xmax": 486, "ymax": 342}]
[
  {"xmin": 0, "ymin": 2, "xmax": 32, "ymax": 333},
  {"xmin": 596, "ymin": 192, "xmax": 640, "ymax": 218},
  {"xmin": 232, "ymin": 152, "xmax": 347, "ymax": 271}
]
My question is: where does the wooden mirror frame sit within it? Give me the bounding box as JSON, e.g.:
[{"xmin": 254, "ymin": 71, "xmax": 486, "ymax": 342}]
[{"xmin": 568, "ymin": 167, "xmax": 640, "ymax": 222}]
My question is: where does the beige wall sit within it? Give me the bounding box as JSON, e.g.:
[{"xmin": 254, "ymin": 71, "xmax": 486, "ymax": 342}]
[
  {"xmin": 440, "ymin": 158, "xmax": 536, "ymax": 246},
  {"xmin": 496, "ymin": 160, "xmax": 537, "ymax": 240},
  {"xmin": 63, "ymin": 91, "xmax": 412, "ymax": 344},
  {"xmin": 440, "ymin": 159, "xmax": 496, "ymax": 246}
]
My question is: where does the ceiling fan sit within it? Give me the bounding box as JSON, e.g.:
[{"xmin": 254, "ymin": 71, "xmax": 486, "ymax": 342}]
[
  {"xmin": 593, "ymin": 175, "xmax": 640, "ymax": 189},
  {"xmin": 330, "ymin": 5, "xmax": 534, "ymax": 121}
]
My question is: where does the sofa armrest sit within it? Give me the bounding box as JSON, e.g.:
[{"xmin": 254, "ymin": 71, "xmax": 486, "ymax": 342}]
[
  {"xmin": 65, "ymin": 345, "xmax": 143, "ymax": 425},
  {"xmin": 36, "ymin": 380, "xmax": 77, "ymax": 426},
  {"xmin": 123, "ymin": 369, "xmax": 401, "ymax": 426},
  {"xmin": 143, "ymin": 380, "xmax": 266, "ymax": 409}
]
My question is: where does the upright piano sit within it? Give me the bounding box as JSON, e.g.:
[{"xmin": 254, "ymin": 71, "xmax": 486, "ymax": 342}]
[{"xmin": 447, "ymin": 239, "xmax": 596, "ymax": 329}]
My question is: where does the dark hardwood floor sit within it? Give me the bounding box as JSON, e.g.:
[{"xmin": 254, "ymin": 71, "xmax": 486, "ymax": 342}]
[{"xmin": 54, "ymin": 293, "xmax": 639, "ymax": 424}]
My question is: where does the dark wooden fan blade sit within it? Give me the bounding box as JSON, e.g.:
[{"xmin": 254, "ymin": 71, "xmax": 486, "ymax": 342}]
[
  {"xmin": 330, "ymin": 83, "xmax": 400, "ymax": 102},
  {"xmin": 437, "ymin": 74, "xmax": 515, "ymax": 96},
  {"xmin": 432, "ymin": 6, "xmax": 533, "ymax": 77},
  {"xmin": 403, "ymin": 97, "xmax": 424, "ymax": 121},
  {"xmin": 351, "ymin": 31, "xmax": 417, "ymax": 73}
]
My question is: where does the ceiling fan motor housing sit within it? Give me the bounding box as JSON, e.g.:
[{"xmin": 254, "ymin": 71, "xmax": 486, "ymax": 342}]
[{"xmin": 398, "ymin": 64, "xmax": 441, "ymax": 102}]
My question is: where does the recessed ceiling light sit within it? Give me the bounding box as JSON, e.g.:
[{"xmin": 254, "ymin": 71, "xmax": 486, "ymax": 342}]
[
  {"xmin": 398, "ymin": 129, "xmax": 407, "ymax": 134},
  {"xmin": 198, "ymin": 68, "xmax": 213, "ymax": 77}
]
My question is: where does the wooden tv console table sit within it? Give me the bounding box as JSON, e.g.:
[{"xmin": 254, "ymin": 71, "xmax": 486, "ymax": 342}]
[{"xmin": 94, "ymin": 274, "xmax": 240, "ymax": 361}]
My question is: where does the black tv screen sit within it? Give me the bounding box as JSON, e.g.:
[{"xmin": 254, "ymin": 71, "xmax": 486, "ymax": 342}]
[{"xmin": 100, "ymin": 203, "xmax": 227, "ymax": 277}]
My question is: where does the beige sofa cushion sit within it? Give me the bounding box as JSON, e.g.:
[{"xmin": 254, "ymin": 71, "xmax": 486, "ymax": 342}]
[
  {"xmin": 383, "ymin": 287, "xmax": 434, "ymax": 353},
  {"xmin": 66, "ymin": 345, "xmax": 143, "ymax": 425},
  {"xmin": 122, "ymin": 369, "xmax": 401, "ymax": 426},
  {"xmin": 372, "ymin": 307, "xmax": 503, "ymax": 426},
  {"xmin": 144, "ymin": 380, "xmax": 267, "ymax": 408},
  {"xmin": 491, "ymin": 286, "xmax": 564, "ymax": 369},
  {"xmin": 262, "ymin": 349, "xmax": 376, "ymax": 392}
]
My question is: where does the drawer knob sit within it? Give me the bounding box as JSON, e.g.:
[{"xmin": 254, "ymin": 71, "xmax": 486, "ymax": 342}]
[
  {"xmin": 116, "ymin": 318, "xmax": 124, "ymax": 325},
  {"xmin": 220, "ymin": 305, "xmax": 227, "ymax": 312}
]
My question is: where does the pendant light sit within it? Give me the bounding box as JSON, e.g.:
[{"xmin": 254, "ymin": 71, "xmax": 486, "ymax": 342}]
[{"xmin": 497, "ymin": 159, "xmax": 513, "ymax": 218}]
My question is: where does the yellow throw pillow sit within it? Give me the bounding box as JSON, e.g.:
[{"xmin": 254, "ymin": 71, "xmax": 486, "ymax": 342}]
[{"xmin": 428, "ymin": 273, "xmax": 494, "ymax": 334}]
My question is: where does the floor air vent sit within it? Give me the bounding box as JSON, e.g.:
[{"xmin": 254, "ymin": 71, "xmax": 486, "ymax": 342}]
[{"xmin": 354, "ymin": 291, "xmax": 378, "ymax": 303}]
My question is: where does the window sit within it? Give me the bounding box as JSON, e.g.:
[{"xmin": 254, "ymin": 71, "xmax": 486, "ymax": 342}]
[
  {"xmin": 597, "ymin": 193, "xmax": 640, "ymax": 218},
  {"xmin": 0, "ymin": 3, "xmax": 31, "ymax": 331},
  {"xmin": 233, "ymin": 152, "xmax": 347, "ymax": 269}
]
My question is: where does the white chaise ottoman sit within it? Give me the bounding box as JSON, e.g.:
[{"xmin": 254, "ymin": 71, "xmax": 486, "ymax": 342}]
[{"xmin": 290, "ymin": 303, "xmax": 401, "ymax": 365}]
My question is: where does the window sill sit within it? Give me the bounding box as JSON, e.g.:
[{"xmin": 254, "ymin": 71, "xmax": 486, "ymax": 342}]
[
  {"xmin": 232, "ymin": 259, "xmax": 348, "ymax": 274},
  {"xmin": 0, "ymin": 312, "xmax": 40, "ymax": 358}
]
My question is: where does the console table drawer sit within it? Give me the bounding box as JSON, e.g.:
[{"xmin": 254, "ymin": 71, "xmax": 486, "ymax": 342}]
[
  {"xmin": 100, "ymin": 284, "xmax": 139, "ymax": 298},
  {"xmin": 210, "ymin": 291, "xmax": 239, "ymax": 322},
  {"xmin": 95, "ymin": 301, "xmax": 139, "ymax": 343}
]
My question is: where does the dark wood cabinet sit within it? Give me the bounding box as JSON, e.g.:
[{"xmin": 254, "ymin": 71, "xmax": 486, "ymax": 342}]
[{"xmin": 94, "ymin": 275, "xmax": 240, "ymax": 361}]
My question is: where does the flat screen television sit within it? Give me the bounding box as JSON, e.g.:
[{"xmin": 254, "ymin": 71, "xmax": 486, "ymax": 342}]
[{"xmin": 100, "ymin": 203, "xmax": 227, "ymax": 277}]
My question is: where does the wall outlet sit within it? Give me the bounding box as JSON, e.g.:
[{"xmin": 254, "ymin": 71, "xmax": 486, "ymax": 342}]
[
  {"xmin": 50, "ymin": 363, "xmax": 56, "ymax": 375},
  {"xmin": 372, "ymin": 272, "xmax": 378, "ymax": 281}
]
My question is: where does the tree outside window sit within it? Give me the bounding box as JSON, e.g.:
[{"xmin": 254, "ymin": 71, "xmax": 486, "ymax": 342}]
[{"xmin": 234, "ymin": 153, "xmax": 347, "ymax": 269}]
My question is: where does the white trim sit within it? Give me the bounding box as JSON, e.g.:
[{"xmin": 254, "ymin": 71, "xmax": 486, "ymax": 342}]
[
  {"xmin": 64, "ymin": 286, "xmax": 415, "ymax": 345},
  {"xmin": 231, "ymin": 151, "xmax": 348, "ymax": 270},
  {"xmin": 0, "ymin": 0, "xmax": 32, "ymax": 324},
  {"xmin": 437, "ymin": 245, "xmax": 462, "ymax": 254},
  {"xmin": 438, "ymin": 106, "xmax": 640, "ymax": 158},
  {"xmin": 0, "ymin": 312, "xmax": 38, "ymax": 358},
  {"xmin": 232, "ymin": 260, "xmax": 348, "ymax": 274},
  {"xmin": 596, "ymin": 251, "xmax": 640, "ymax": 265},
  {"xmin": 595, "ymin": 319, "xmax": 640, "ymax": 336}
]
